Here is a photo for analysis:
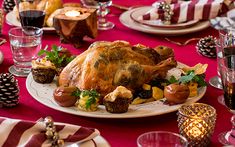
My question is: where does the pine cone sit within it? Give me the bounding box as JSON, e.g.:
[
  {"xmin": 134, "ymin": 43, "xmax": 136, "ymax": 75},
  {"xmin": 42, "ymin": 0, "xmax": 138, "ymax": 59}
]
[
  {"xmin": 0, "ymin": 73, "xmax": 19, "ymax": 107},
  {"xmin": 196, "ymin": 36, "xmax": 217, "ymax": 58},
  {"xmin": 2, "ymin": 0, "xmax": 15, "ymax": 13}
]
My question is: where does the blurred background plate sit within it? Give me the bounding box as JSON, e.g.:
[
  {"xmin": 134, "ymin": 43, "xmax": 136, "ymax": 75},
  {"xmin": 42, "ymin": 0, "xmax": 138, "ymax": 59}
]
[
  {"xmin": 67, "ymin": 135, "xmax": 110, "ymax": 147},
  {"xmin": 210, "ymin": 9, "xmax": 235, "ymax": 30},
  {"xmin": 120, "ymin": 7, "xmax": 210, "ymax": 36},
  {"xmin": 6, "ymin": 11, "xmax": 55, "ymax": 32}
]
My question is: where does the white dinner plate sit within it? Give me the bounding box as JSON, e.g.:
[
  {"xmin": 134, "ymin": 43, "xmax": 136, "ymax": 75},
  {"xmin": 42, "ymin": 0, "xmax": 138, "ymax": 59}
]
[
  {"xmin": 68, "ymin": 135, "xmax": 110, "ymax": 147},
  {"xmin": 26, "ymin": 62, "xmax": 207, "ymax": 119},
  {"xmin": 120, "ymin": 6, "xmax": 210, "ymax": 36},
  {"xmin": 6, "ymin": 11, "xmax": 55, "ymax": 32},
  {"xmin": 130, "ymin": 6, "xmax": 199, "ymax": 29}
]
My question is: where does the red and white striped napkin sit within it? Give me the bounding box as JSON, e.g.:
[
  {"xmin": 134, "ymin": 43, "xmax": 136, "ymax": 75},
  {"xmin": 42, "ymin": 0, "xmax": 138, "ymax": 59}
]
[
  {"xmin": 0, "ymin": 117, "xmax": 100, "ymax": 147},
  {"xmin": 141, "ymin": 0, "xmax": 235, "ymax": 24}
]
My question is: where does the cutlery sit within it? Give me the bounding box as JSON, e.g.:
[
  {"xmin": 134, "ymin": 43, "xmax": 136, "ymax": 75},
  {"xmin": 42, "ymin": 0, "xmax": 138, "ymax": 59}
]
[
  {"xmin": 112, "ymin": 3, "xmax": 143, "ymax": 11},
  {"xmin": 165, "ymin": 37, "xmax": 200, "ymax": 46}
]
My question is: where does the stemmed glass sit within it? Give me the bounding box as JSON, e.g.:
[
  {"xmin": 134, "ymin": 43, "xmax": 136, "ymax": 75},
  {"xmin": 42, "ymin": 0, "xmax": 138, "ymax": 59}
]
[
  {"xmin": 209, "ymin": 34, "xmax": 223, "ymax": 90},
  {"xmin": 209, "ymin": 27, "xmax": 235, "ymax": 91},
  {"xmin": 15, "ymin": 0, "xmax": 47, "ymax": 28},
  {"xmin": 216, "ymin": 28, "xmax": 235, "ymax": 105},
  {"xmin": 80, "ymin": 0, "xmax": 99, "ymax": 8},
  {"xmin": 95, "ymin": 0, "xmax": 115, "ymax": 30},
  {"xmin": 209, "ymin": 76, "xmax": 222, "ymax": 90},
  {"xmin": 218, "ymin": 27, "xmax": 235, "ymax": 145},
  {"xmin": 218, "ymin": 55, "xmax": 235, "ymax": 145}
]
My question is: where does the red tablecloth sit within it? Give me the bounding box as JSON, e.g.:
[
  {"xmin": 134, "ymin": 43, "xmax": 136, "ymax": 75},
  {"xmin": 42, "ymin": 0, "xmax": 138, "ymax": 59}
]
[{"xmin": 0, "ymin": 0, "xmax": 230, "ymax": 146}]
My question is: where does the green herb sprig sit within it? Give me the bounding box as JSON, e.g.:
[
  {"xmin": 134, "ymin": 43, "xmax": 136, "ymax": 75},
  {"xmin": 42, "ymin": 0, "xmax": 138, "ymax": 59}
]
[
  {"xmin": 72, "ymin": 89, "xmax": 100, "ymax": 109},
  {"xmin": 38, "ymin": 45, "xmax": 75, "ymax": 68},
  {"xmin": 168, "ymin": 70, "xmax": 207, "ymax": 87},
  {"xmin": 81, "ymin": 90, "xmax": 100, "ymax": 109}
]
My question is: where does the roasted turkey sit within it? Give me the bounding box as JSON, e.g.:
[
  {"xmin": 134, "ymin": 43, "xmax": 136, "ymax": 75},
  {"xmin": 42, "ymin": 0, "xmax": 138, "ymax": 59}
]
[{"xmin": 59, "ymin": 41, "xmax": 177, "ymax": 97}]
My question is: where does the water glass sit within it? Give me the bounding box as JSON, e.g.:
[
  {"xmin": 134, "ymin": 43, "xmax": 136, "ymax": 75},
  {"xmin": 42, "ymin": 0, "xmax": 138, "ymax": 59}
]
[
  {"xmin": 8, "ymin": 26, "xmax": 43, "ymax": 77},
  {"xmin": 137, "ymin": 131, "xmax": 188, "ymax": 147}
]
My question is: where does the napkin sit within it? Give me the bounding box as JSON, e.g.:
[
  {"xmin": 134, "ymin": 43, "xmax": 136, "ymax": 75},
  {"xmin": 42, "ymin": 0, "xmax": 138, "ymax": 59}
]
[
  {"xmin": 0, "ymin": 117, "xmax": 100, "ymax": 147},
  {"xmin": 140, "ymin": 0, "xmax": 235, "ymax": 24}
]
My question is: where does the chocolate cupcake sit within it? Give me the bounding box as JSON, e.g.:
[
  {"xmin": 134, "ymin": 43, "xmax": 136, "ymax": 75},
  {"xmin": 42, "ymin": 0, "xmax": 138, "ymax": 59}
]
[
  {"xmin": 103, "ymin": 86, "xmax": 132, "ymax": 113},
  {"xmin": 31, "ymin": 58, "xmax": 57, "ymax": 84}
]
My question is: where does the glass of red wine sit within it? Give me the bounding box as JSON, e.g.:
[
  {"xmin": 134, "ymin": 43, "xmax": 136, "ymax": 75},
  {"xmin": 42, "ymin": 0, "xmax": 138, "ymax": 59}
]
[
  {"xmin": 95, "ymin": 0, "xmax": 115, "ymax": 30},
  {"xmin": 15, "ymin": 0, "xmax": 47, "ymax": 28},
  {"xmin": 216, "ymin": 27, "xmax": 235, "ymax": 105},
  {"xmin": 218, "ymin": 27, "xmax": 235, "ymax": 145}
]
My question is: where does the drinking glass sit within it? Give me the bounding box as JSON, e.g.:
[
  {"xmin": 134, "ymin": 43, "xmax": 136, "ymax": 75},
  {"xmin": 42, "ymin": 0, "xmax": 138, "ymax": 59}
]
[
  {"xmin": 137, "ymin": 131, "xmax": 188, "ymax": 147},
  {"xmin": 217, "ymin": 27, "xmax": 235, "ymax": 105},
  {"xmin": 15, "ymin": 0, "xmax": 47, "ymax": 28},
  {"xmin": 218, "ymin": 54, "xmax": 235, "ymax": 145},
  {"xmin": 8, "ymin": 26, "xmax": 43, "ymax": 77},
  {"xmin": 210, "ymin": 27, "xmax": 235, "ymax": 90},
  {"xmin": 95, "ymin": 0, "xmax": 115, "ymax": 30},
  {"xmin": 80, "ymin": 0, "xmax": 99, "ymax": 8}
]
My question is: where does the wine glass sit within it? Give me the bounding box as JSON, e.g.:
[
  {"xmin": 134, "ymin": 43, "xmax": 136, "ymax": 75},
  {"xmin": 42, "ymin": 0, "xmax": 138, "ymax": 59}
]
[
  {"xmin": 95, "ymin": 0, "xmax": 115, "ymax": 30},
  {"xmin": 15, "ymin": 0, "xmax": 47, "ymax": 28},
  {"xmin": 216, "ymin": 27, "xmax": 235, "ymax": 105},
  {"xmin": 137, "ymin": 131, "xmax": 188, "ymax": 147},
  {"xmin": 209, "ymin": 27, "xmax": 235, "ymax": 91},
  {"xmin": 80, "ymin": 0, "xmax": 99, "ymax": 9},
  {"xmin": 218, "ymin": 27, "xmax": 235, "ymax": 145}
]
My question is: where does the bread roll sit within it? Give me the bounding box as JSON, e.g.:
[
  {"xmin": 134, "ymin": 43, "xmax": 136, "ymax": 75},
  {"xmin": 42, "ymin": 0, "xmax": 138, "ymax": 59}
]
[
  {"xmin": 46, "ymin": 8, "xmax": 62, "ymax": 27},
  {"xmin": 63, "ymin": 3, "xmax": 81, "ymax": 7},
  {"xmin": 44, "ymin": 0, "xmax": 63, "ymax": 22}
]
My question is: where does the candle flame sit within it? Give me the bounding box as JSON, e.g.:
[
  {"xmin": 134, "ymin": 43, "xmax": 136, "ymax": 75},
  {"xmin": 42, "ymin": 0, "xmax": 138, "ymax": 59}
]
[
  {"xmin": 184, "ymin": 119, "xmax": 207, "ymax": 139},
  {"xmin": 65, "ymin": 10, "xmax": 80, "ymax": 17}
]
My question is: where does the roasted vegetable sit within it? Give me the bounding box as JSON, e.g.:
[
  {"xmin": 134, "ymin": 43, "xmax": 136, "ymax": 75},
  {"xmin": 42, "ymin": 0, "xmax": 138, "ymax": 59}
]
[
  {"xmin": 164, "ymin": 83, "xmax": 190, "ymax": 104},
  {"xmin": 188, "ymin": 82, "xmax": 198, "ymax": 97},
  {"xmin": 137, "ymin": 90, "xmax": 152, "ymax": 99},
  {"xmin": 152, "ymin": 87, "xmax": 164, "ymax": 100},
  {"xmin": 53, "ymin": 86, "xmax": 78, "ymax": 107}
]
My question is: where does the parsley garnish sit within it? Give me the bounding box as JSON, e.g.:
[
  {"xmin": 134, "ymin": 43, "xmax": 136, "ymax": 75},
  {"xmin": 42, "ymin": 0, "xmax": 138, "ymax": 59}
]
[
  {"xmin": 169, "ymin": 76, "xmax": 178, "ymax": 84},
  {"xmin": 168, "ymin": 70, "xmax": 207, "ymax": 87},
  {"xmin": 81, "ymin": 90, "xmax": 100, "ymax": 109},
  {"xmin": 179, "ymin": 70, "xmax": 207, "ymax": 87},
  {"xmin": 38, "ymin": 45, "xmax": 75, "ymax": 68},
  {"xmin": 72, "ymin": 89, "xmax": 81, "ymax": 97}
]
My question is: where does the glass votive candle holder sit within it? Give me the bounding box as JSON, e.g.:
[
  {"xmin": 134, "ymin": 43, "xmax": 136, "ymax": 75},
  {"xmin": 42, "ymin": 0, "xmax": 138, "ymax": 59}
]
[
  {"xmin": 137, "ymin": 131, "xmax": 188, "ymax": 147},
  {"xmin": 177, "ymin": 103, "xmax": 216, "ymax": 147}
]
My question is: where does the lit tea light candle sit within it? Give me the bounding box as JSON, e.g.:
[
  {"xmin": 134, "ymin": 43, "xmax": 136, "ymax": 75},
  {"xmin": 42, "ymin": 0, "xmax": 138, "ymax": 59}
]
[
  {"xmin": 53, "ymin": 7, "xmax": 97, "ymax": 48},
  {"xmin": 178, "ymin": 103, "xmax": 216, "ymax": 146},
  {"xmin": 65, "ymin": 10, "xmax": 80, "ymax": 17}
]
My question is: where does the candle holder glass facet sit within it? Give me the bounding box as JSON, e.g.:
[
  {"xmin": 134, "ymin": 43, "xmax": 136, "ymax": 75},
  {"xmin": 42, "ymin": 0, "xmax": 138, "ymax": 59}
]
[{"xmin": 177, "ymin": 103, "xmax": 216, "ymax": 147}]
